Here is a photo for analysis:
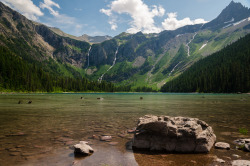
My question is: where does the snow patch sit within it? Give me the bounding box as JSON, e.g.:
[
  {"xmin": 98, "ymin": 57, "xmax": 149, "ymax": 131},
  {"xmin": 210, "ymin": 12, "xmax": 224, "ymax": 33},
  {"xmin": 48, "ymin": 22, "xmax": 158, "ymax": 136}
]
[
  {"xmin": 224, "ymin": 17, "xmax": 234, "ymax": 24},
  {"xmin": 199, "ymin": 42, "xmax": 207, "ymax": 51},
  {"xmin": 176, "ymin": 34, "xmax": 183, "ymax": 38},
  {"xmin": 223, "ymin": 24, "xmax": 233, "ymax": 29},
  {"xmin": 234, "ymin": 18, "xmax": 247, "ymax": 26}
]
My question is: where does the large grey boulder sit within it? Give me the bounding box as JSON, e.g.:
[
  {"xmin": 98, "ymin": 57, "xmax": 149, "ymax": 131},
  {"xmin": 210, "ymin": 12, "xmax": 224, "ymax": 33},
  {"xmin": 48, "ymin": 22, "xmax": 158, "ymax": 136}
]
[
  {"xmin": 74, "ymin": 141, "xmax": 94, "ymax": 155},
  {"xmin": 132, "ymin": 115, "xmax": 216, "ymax": 153}
]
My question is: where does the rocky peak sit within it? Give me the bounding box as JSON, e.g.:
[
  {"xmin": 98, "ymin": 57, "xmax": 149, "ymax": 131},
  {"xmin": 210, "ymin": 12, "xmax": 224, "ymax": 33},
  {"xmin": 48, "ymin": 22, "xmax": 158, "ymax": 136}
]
[{"xmin": 203, "ymin": 1, "xmax": 250, "ymax": 30}]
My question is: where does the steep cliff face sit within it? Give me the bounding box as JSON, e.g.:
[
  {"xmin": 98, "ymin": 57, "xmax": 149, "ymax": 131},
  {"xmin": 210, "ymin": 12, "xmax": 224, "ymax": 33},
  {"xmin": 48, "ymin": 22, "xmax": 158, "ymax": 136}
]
[
  {"xmin": 203, "ymin": 1, "xmax": 250, "ymax": 30},
  {"xmin": 36, "ymin": 25, "xmax": 90, "ymax": 67},
  {"xmin": 0, "ymin": 2, "xmax": 90, "ymax": 69}
]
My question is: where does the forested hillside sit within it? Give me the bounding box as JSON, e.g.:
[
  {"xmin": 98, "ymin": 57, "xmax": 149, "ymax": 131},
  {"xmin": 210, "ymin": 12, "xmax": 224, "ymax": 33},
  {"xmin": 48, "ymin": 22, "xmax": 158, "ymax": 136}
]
[
  {"xmin": 161, "ymin": 34, "xmax": 250, "ymax": 93},
  {"xmin": 0, "ymin": 46, "xmax": 131, "ymax": 92}
]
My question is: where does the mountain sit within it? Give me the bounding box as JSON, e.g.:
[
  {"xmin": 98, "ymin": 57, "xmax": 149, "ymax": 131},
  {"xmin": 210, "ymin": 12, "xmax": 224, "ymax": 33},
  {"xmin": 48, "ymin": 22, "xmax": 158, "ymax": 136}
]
[
  {"xmin": 78, "ymin": 34, "xmax": 112, "ymax": 43},
  {"xmin": 0, "ymin": 2, "xmax": 91, "ymax": 75},
  {"xmin": 1, "ymin": 1, "xmax": 250, "ymax": 92},
  {"xmin": 160, "ymin": 33, "xmax": 250, "ymax": 93},
  {"xmin": 203, "ymin": 1, "xmax": 250, "ymax": 30},
  {"xmin": 49, "ymin": 27, "xmax": 112, "ymax": 44},
  {"xmin": 84, "ymin": 1, "xmax": 250, "ymax": 89},
  {"xmin": 0, "ymin": 2, "xmax": 125, "ymax": 92}
]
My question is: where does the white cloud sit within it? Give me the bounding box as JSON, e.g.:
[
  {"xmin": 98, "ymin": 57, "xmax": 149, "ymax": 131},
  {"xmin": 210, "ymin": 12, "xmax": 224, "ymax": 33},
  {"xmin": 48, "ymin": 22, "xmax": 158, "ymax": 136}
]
[
  {"xmin": 38, "ymin": 0, "xmax": 84, "ymax": 36},
  {"xmin": 109, "ymin": 20, "xmax": 118, "ymax": 30},
  {"xmin": 1, "ymin": 0, "xmax": 43, "ymax": 21},
  {"xmin": 40, "ymin": 0, "xmax": 60, "ymax": 17},
  {"xmin": 100, "ymin": 0, "xmax": 165, "ymax": 34},
  {"xmin": 162, "ymin": 12, "xmax": 207, "ymax": 30},
  {"xmin": 100, "ymin": 9, "xmax": 112, "ymax": 16}
]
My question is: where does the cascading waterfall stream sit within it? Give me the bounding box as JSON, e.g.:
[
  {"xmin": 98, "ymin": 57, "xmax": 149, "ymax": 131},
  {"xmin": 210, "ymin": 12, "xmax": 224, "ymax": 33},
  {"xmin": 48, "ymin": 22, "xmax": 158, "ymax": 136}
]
[
  {"xmin": 107, "ymin": 47, "xmax": 118, "ymax": 72},
  {"xmin": 186, "ymin": 24, "xmax": 204, "ymax": 57},
  {"xmin": 168, "ymin": 61, "xmax": 182, "ymax": 77},
  {"xmin": 186, "ymin": 33, "xmax": 197, "ymax": 57},
  {"xmin": 98, "ymin": 47, "xmax": 119, "ymax": 83},
  {"xmin": 86, "ymin": 45, "xmax": 92, "ymax": 69}
]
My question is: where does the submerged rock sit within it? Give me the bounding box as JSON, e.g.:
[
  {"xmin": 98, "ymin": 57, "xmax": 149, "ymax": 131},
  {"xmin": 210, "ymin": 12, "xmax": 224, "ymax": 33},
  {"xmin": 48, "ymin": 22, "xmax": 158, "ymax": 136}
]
[
  {"xmin": 74, "ymin": 141, "xmax": 94, "ymax": 155},
  {"xmin": 232, "ymin": 160, "xmax": 250, "ymax": 166},
  {"xmin": 234, "ymin": 138, "xmax": 250, "ymax": 151},
  {"xmin": 214, "ymin": 158, "xmax": 225, "ymax": 163},
  {"xmin": 245, "ymin": 143, "xmax": 250, "ymax": 152},
  {"xmin": 215, "ymin": 142, "xmax": 230, "ymax": 150},
  {"xmin": 132, "ymin": 115, "xmax": 216, "ymax": 153},
  {"xmin": 100, "ymin": 135, "xmax": 112, "ymax": 141}
]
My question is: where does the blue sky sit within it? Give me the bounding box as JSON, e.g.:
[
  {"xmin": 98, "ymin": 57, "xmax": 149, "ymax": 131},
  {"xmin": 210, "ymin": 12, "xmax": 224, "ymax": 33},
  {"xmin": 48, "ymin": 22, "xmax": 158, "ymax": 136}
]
[{"xmin": 1, "ymin": 0, "xmax": 250, "ymax": 37}]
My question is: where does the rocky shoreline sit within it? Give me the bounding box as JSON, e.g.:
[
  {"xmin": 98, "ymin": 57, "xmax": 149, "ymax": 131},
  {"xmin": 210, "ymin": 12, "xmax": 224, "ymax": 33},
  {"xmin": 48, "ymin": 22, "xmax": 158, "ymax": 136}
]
[{"xmin": 72, "ymin": 115, "xmax": 249, "ymax": 165}]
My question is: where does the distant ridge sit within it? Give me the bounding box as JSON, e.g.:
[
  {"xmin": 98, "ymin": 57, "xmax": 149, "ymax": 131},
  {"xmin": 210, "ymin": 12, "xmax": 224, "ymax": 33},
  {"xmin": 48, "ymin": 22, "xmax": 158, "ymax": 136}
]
[{"xmin": 49, "ymin": 27, "xmax": 112, "ymax": 43}]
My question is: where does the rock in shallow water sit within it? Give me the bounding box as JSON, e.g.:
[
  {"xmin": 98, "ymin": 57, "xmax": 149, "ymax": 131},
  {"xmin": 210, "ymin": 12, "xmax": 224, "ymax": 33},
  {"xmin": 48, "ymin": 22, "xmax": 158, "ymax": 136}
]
[
  {"xmin": 215, "ymin": 142, "xmax": 230, "ymax": 150},
  {"xmin": 132, "ymin": 115, "xmax": 216, "ymax": 153},
  {"xmin": 232, "ymin": 160, "xmax": 250, "ymax": 166},
  {"xmin": 234, "ymin": 138, "xmax": 250, "ymax": 151},
  {"xmin": 74, "ymin": 141, "xmax": 94, "ymax": 155}
]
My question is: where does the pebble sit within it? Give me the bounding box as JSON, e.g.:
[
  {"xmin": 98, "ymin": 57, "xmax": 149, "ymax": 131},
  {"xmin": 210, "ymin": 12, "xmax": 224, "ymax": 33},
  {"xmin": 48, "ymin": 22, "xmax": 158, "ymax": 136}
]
[
  {"xmin": 91, "ymin": 135, "xmax": 99, "ymax": 140},
  {"xmin": 215, "ymin": 142, "xmax": 230, "ymax": 150},
  {"xmin": 6, "ymin": 132, "xmax": 26, "ymax": 137},
  {"xmin": 8, "ymin": 148, "xmax": 21, "ymax": 152},
  {"xmin": 118, "ymin": 134, "xmax": 127, "ymax": 138},
  {"xmin": 108, "ymin": 142, "xmax": 118, "ymax": 146},
  {"xmin": 106, "ymin": 125, "xmax": 113, "ymax": 128},
  {"xmin": 214, "ymin": 158, "xmax": 225, "ymax": 163},
  {"xmin": 190, "ymin": 160, "xmax": 197, "ymax": 164},
  {"xmin": 100, "ymin": 136, "xmax": 112, "ymax": 141},
  {"xmin": 21, "ymin": 152, "xmax": 36, "ymax": 157},
  {"xmin": 127, "ymin": 129, "xmax": 136, "ymax": 134},
  {"xmin": 232, "ymin": 154, "xmax": 241, "ymax": 158},
  {"xmin": 16, "ymin": 145, "xmax": 25, "ymax": 148},
  {"xmin": 9, "ymin": 152, "xmax": 20, "ymax": 156}
]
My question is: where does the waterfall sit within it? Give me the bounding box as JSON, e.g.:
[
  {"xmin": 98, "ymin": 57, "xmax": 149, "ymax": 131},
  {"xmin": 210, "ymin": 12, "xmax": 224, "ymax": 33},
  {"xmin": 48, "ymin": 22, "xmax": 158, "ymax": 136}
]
[
  {"xmin": 98, "ymin": 47, "xmax": 119, "ymax": 83},
  {"xmin": 186, "ymin": 33, "xmax": 197, "ymax": 57},
  {"xmin": 168, "ymin": 61, "xmax": 182, "ymax": 77},
  {"xmin": 186, "ymin": 24, "xmax": 204, "ymax": 57},
  {"xmin": 86, "ymin": 45, "xmax": 92, "ymax": 69},
  {"xmin": 107, "ymin": 47, "xmax": 118, "ymax": 72}
]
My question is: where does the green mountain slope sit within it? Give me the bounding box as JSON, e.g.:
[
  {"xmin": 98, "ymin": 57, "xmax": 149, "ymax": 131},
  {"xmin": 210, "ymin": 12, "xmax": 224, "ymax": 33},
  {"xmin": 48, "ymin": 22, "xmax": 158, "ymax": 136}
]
[
  {"xmin": 0, "ymin": 2, "xmax": 90, "ymax": 77},
  {"xmin": 160, "ymin": 34, "xmax": 250, "ymax": 93},
  {"xmin": 1, "ymin": 1, "xmax": 250, "ymax": 92},
  {"xmin": 0, "ymin": 46, "xmax": 120, "ymax": 92},
  {"xmin": 83, "ymin": 2, "xmax": 250, "ymax": 90}
]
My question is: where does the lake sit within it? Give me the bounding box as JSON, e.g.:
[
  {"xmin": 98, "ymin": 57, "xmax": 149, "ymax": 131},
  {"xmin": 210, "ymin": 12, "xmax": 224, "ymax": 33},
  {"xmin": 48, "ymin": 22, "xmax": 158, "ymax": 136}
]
[{"xmin": 0, "ymin": 93, "xmax": 249, "ymax": 166}]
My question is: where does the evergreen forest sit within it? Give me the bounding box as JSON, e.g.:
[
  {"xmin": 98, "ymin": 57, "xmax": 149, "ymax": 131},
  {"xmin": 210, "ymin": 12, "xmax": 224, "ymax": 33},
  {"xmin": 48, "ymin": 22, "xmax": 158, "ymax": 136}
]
[{"xmin": 161, "ymin": 34, "xmax": 250, "ymax": 93}]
